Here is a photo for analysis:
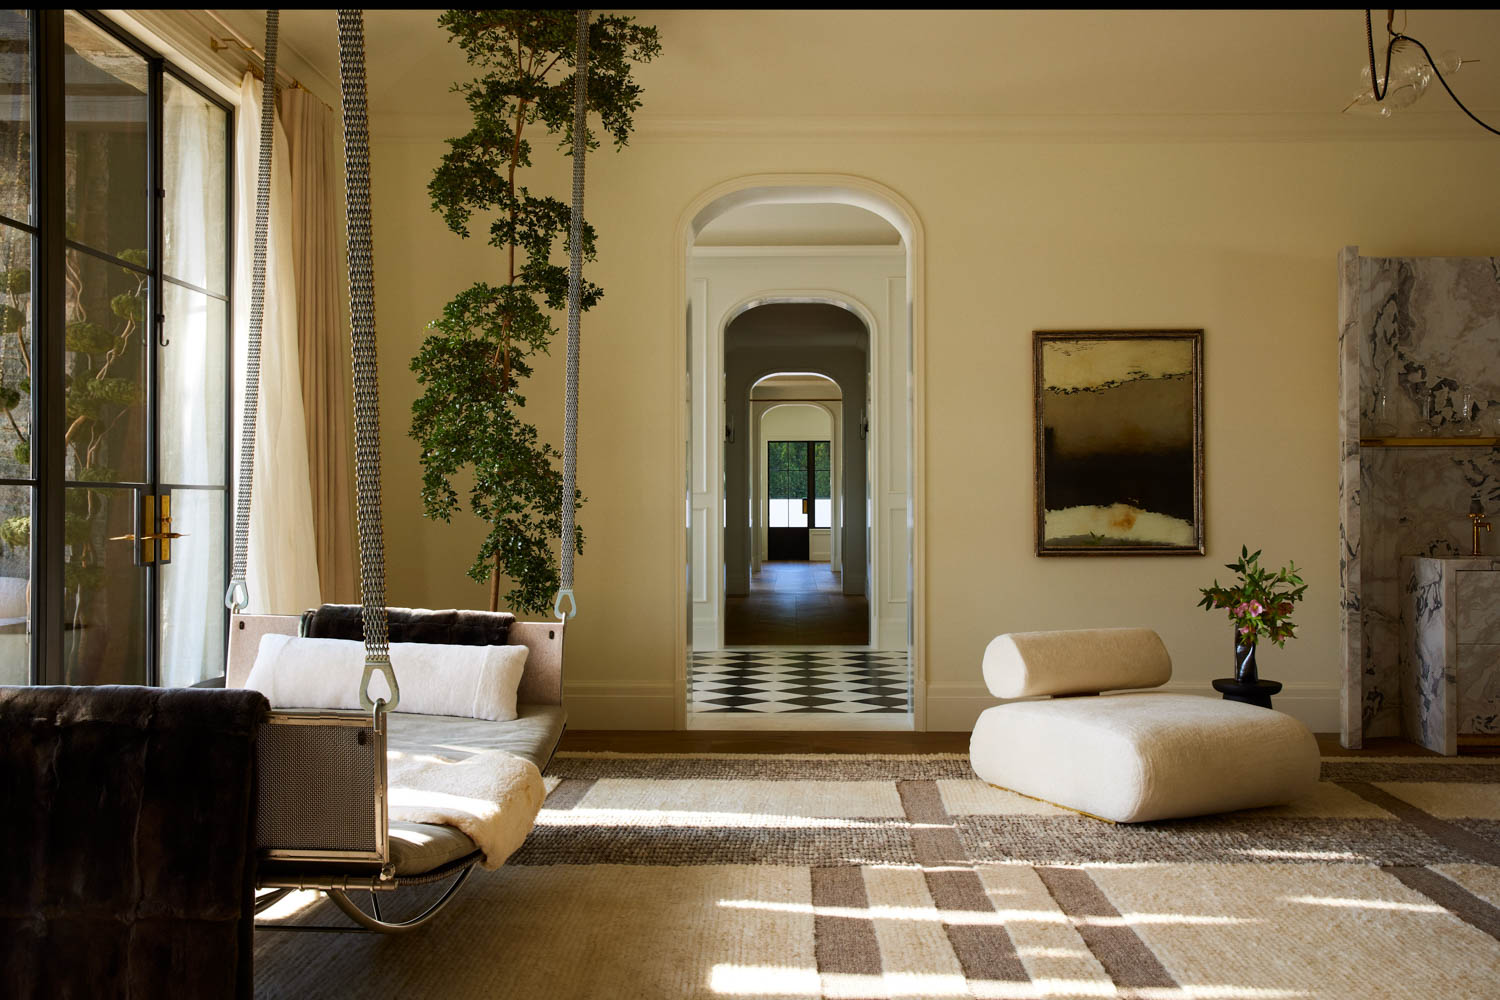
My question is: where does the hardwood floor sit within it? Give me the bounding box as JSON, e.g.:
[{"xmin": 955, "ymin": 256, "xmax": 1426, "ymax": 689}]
[
  {"xmin": 558, "ymin": 730, "xmax": 1500, "ymax": 756},
  {"xmin": 723, "ymin": 560, "xmax": 870, "ymax": 645}
]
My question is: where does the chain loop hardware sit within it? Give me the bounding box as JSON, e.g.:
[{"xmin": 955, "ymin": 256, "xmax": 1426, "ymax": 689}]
[
  {"xmin": 359, "ymin": 658, "xmax": 400, "ymax": 713},
  {"xmin": 224, "ymin": 579, "xmax": 249, "ymax": 614}
]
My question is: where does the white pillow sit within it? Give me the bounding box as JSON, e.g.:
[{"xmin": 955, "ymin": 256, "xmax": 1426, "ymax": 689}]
[{"xmin": 245, "ymin": 634, "xmax": 527, "ymax": 722}]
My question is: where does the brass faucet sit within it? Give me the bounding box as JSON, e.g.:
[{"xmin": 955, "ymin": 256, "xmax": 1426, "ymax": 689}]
[{"xmin": 1470, "ymin": 497, "xmax": 1492, "ymax": 557}]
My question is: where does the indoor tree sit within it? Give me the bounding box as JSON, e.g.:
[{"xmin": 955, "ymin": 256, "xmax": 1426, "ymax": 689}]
[{"xmin": 413, "ymin": 9, "xmax": 660, "ymax": 613}]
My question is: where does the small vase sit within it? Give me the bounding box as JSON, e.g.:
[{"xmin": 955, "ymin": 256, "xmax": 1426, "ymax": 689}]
[{"xmin": 1233, "ymin": 638, "xmax": 1259, "ymax": 684}]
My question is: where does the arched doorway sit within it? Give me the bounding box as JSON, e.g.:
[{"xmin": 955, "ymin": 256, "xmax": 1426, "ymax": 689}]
[{"xmin": 674, "ymin": 176, "xmax": 925, "ymax": 730}]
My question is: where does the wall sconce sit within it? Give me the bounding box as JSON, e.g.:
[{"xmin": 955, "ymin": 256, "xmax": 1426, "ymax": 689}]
[{"xmin": 725, "ymin": 413, "xmax": 735, "ymax": 444}]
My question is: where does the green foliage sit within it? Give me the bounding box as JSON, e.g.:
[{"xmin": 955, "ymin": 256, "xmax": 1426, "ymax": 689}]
[
  {"xmin": 66, "ymin": 376, "xmax": 140, "ymax": 421},
  {"xmin": 0, "ymin": 513, "xmax": 27, "ymax": 552},
  {"xmin": 71, "ymin": 464, "xmax": 117, "ymax": 483},
  {"xmin": 65, "ymin": 321, "xmax": 115, "ymax": 355},
  {"xmin": 11, "ymin": 442, "xmax": 26, "ymax": 466},
  {"xmin": 412, "ymin": 10, "xmax": 658, "ymax": 612},
  {"xmin": 1197, "ymin": 545, "xmax": 1308, "ymax": 648},
  {"xmin": 0, "ymin": 304, "xmax": 23, "ymax": 333},
  {"xmin": 116, "ymin": 248, "xmax": 148, "ymax": 269},
  {"xmin": 110, "ymin": 291, "xmax": 144, "ymax": 324},
  {"xmin": 0, "ymin": 386, "xmax": 21, "ymax": 411},
  {"xmin": 1, "ymin": 268, "xmax": 28, "ymax": 296}
]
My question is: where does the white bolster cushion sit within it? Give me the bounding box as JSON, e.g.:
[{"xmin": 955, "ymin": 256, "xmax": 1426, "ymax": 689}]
[
  {"xmin": 982, "ymin": 627, "xmax": 1171, "ymax": 699},
  {"xmin": 245, "ymin": 634, "xmax": 527, "ymax": 722}
]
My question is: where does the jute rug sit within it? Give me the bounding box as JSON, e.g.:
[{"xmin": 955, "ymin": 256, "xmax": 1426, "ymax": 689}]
[{"xmin": 254, "ymin": 754, "xmax": 1500, "ymax": 999}]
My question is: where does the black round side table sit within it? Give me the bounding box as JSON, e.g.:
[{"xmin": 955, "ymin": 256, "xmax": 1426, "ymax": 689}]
[{"xmin": 1212, "ymin": 677, "xmax": 1282, "ymax": 709}]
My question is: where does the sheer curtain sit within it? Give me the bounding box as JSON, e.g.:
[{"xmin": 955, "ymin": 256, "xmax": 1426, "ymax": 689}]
[
  {"xmin": 233, "ymin": 74, "xmax": 321, "ymax": 614},
  {"xmin": 157, "ymin": 82, "xmax": 217, "ymax": 685},
  {"xmin": 282, "ymin": 88, "xmax": 357, "ymax": 604}
]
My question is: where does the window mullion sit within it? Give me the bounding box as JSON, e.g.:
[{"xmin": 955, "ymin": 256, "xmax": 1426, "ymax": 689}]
[
  {"xmin": 33, "ymin": 10, "xmax": 65, "ymax": 686},
  {"xmin": 145, "ymin": 54, "xmax": 164, "ymax": 687}
]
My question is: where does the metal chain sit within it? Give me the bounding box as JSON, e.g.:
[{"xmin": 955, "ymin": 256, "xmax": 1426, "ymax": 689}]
[
  {"xmin": 336, "ymin": 10, "xmax": 397, "ymax": 710},
  {"xmin": 554, "ymin": 9, "xmax": 589, "ymax": 623},
  {"xmin": 225, "ymin": 9, "xmax": 279, "ymax": 614}
]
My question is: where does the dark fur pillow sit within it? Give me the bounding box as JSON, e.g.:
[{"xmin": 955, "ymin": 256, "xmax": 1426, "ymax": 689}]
[{"xmin": 301, "ymin": 604, "xmax": 515, "ymax": 647}]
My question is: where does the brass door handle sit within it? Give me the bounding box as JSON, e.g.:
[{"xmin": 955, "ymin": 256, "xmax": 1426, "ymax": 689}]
[{"xmin": 115, "ymin": 493, "xmax": 185, "ymax": 564}]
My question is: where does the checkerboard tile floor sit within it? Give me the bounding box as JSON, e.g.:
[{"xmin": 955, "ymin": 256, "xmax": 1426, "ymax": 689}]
[{"xmin": 689, "ymin": 648, "xmax": 911, "ymax": 714}]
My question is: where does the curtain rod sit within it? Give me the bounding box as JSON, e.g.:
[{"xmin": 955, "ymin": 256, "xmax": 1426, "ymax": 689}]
[{"xmin": 202, "ymin": 9, "xmax": 303, "ymax": 94}]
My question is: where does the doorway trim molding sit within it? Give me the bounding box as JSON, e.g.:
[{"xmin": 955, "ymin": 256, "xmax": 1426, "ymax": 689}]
[{"xmin": 672, "ymin": 173, "xmax": 927, "ymax": 730}]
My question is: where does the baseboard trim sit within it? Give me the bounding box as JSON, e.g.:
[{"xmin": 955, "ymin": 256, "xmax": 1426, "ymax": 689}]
[{"xmin": 565, "ymin": 682, "xmax": 677, "ymax": 730}]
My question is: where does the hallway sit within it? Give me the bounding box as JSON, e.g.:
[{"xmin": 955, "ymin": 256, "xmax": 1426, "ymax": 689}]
[{"xmin": 723, "ymin": 560, "xmax": 869, "ymax": 646}]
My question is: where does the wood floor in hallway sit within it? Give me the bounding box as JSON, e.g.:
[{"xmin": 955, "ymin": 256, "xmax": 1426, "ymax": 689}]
[{"xmin": 723, "ymin": 560, "xmax": 869, "ymax": 645}]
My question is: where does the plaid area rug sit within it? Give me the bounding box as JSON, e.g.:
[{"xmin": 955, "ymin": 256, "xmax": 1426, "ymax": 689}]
[{"xmin": 254, "ymin": 754, "xmax": 1500, "ymax": 999}]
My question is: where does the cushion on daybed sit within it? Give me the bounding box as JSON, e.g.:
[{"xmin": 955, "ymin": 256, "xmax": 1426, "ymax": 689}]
[
  {"xmin": 970, "ymin": 692, "xmax": 1319, "ymax": 822},
  {"xmin": 246, "ymin": 634, "xmax": 527, "ymax": 721},
  {"xmin": 389, "ymin": 704, "xmax": 567, "ymax": 771},
  {"xmin": 302, "ymin": 604, "xmax": 515, "ymax": 646},
  {"xmin": 982, "ymin": 627, "xmax": 1171, "ymax": 698}
]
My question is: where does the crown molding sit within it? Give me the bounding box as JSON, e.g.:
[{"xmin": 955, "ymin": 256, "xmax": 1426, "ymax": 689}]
[
  {"xmin": 101, "ymin": 10, "xmax": 342, "ymax": 110},
  {"xmin": 632, "ymin": 111, "xmax": 1500, "ymax": 145},
  {"xmin": 368, "ymin": 108, "xmax": 1500, "ymax": 145},
  {"xmin": 99, "ymin": 10, "xmax": 241, "ymax": 103}
]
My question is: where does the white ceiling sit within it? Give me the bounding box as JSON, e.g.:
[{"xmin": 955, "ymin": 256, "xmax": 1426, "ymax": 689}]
[{"xmin": 212, "ymin": 9, "xmax": 1500, "ymax": 128}]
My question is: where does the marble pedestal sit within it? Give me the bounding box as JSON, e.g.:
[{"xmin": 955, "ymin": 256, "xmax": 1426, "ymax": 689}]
[{"xmin": 1400, "ymin": 556, "xmax": 1500, "ymax": 754}]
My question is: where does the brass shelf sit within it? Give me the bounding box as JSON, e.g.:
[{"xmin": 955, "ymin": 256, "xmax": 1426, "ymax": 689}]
[{"xmin": 1360, "ymin": 436, "xmax": 1500, "ymax": 448}]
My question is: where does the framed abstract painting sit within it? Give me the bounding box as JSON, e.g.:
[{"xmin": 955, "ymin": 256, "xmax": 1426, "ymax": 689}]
[{"xmin": 1033, "ymin": 330, "xmax": 1204, "ymax": 556}]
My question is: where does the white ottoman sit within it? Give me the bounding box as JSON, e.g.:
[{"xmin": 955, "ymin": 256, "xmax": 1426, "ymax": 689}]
[{"xmin": 968, "ymin": 629, "xmax": 1320, "ymax": 823}]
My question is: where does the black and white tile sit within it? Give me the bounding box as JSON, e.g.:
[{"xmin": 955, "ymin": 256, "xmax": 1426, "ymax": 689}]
[{"xmin": 690, "ymin": 648, "xmax": 910, "ymax": 714}]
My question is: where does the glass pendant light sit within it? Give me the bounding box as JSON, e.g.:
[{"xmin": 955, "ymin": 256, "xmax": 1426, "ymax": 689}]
[{"xmin": 1345, "ymin": 38, "xmax": 1463, "ymax": 116}]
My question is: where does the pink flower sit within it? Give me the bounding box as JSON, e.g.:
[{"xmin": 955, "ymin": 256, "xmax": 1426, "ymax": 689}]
[
  {"xmin": 1238, "ymin": 625, "xmax": 1254, "ymax": 635},
  {"xmin": 1233, "ymin": 602, "xmax": 1249, "ymax": 616},
  {"xmin": 1249, "ymin": 601, "xmax": 1265, "ymax": 616}
]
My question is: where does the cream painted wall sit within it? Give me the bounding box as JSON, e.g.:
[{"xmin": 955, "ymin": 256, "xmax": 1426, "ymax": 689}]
[{"xmin": 370, "ymin": 125, "xmax": 1500, "ymax": 731}]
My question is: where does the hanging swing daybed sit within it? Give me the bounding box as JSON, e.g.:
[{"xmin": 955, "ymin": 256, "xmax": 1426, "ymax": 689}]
[{"xmin": 225, "ymin": 8, "xmax": 592, "ymax": 934}]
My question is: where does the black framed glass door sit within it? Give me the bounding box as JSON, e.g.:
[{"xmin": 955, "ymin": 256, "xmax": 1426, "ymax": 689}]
[
  {"xmin": 0, "ymin": 10, "xmax": 232, "ymax": 687},
  {"xmin": 767, "ymin": 439, "xmax": 830, "ymax": 561}
]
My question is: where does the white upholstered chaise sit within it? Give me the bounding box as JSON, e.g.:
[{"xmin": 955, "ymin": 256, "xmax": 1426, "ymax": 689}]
[{"xmin": 968, "ymin": 628, "xmax": 1319, "ymax": 823}]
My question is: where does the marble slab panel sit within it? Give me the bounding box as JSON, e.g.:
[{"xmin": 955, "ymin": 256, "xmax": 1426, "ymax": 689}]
[
  {"xmin": 1401, "ymin": 556, "xmax": 1454, "ymax": 754},
  {"xmin": 1341, "ymin": 253, "xmax": 1500, "ymax": 747},
  {"xmin": 1338, "ymin": 246, "xmax": 1362, "ymax": 748},
  {"xmin": 1458, "ymin": 644, "xmax": 1500, "ymax": 735},
  {"xmin": 1457, "ymin": 572, "xmax": 1500, "ymax": 644}
]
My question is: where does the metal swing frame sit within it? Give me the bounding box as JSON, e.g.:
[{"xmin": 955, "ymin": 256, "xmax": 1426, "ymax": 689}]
[{"xmin": 230, "ymin": 8, "xmax": 589, "ymax": 935}]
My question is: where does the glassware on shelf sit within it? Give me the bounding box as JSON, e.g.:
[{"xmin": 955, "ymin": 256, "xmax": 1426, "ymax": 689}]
[
  {"xmin": 1458, "ymin": 387, "xmax": 1481, "ymax": 436},
  {"xmin": 1411, "ymin": 391, "xmax": 1434, "ymax": 436},
  {"xmin": 1370, "ymin": 388, "xmax": 1398, "ymax": 436}
]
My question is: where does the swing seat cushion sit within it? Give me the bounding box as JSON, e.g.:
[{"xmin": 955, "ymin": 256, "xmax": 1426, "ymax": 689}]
[
  {"xmin": 380, "ymin": 703, "xmax": 567, "ymax": 875},
  {"xmin": 969, "ymin": 692, "xmax": 1319, "ymax": 823}
]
